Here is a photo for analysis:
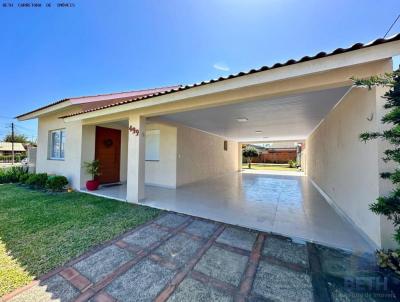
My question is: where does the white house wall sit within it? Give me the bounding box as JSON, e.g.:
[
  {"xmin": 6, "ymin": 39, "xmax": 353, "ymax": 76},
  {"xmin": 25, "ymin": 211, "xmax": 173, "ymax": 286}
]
[
  {"xmin": 306, "ymin": 86, "xmax": 395, "ymax": 248},
  {"xmin": 36, "ymin": 109, "xmax": 83, "ymax": 188},
  {"xmin": 176, "ymin": 124, "xmax": 239, "ymax": 186},
  {"xmin": 145, "ymin": 122, "xmax": 177, "ymax": 188}
]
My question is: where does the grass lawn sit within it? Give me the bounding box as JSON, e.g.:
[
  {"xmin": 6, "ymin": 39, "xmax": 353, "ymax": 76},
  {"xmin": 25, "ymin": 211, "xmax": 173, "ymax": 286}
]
[
  {"xmin": 0, "ymin": 184, "xmax": 161, "ymax": 297},
  {"xmin": 241, "ymin": 163, "xmax": 299, "ymax": 171}
]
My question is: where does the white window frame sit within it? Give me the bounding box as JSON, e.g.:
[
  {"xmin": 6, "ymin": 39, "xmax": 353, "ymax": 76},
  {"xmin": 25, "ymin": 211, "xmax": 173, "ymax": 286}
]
[{"xmin": 49, "ymin": 129, "xmax": 65, "ymax": 160}]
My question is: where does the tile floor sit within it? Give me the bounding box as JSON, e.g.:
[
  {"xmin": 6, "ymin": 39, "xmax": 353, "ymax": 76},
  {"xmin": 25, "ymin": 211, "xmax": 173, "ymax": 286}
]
[
  {"xmin": 6, "ymin": 213, "xmax": 398, "ymax": 302},
  {"xmin": 82, "ymin": 172, "xmax": 374, "ymax": 252}
]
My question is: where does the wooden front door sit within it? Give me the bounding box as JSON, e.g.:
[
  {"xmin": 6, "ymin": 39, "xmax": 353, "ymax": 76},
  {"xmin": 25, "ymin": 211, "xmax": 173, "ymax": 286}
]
[{"xmin": 95, "ymin": 126, "xmax": 121, "ymax": 184}]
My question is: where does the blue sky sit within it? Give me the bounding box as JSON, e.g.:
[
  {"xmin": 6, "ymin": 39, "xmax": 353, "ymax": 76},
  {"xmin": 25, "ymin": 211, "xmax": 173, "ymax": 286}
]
[{"xmin": 0, "ymin": 0, "xmax": 399, "ymax": 140}]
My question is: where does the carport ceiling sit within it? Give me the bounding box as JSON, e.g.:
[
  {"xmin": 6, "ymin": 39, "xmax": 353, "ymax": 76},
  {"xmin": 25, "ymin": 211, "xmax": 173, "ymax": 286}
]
[{"xmin": 161, "ymin": 86, "xmax": 350, "ymax": 142}]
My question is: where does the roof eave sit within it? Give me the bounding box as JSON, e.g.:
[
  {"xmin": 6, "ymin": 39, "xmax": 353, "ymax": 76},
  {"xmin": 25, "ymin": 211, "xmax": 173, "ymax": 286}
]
[
  {"xmin": 16, "ymin": 100, "xmax": 74, "ymax": 121},
  {"xmin": 62, "ymin": 38, "xmax": 400, "ymax": 123}
]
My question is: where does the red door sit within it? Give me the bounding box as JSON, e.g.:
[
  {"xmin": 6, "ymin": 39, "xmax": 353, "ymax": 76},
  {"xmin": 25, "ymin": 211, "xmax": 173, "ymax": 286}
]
[{"xmin": 95, "ymin": 126, "xmax": 121, "ymax": 184}]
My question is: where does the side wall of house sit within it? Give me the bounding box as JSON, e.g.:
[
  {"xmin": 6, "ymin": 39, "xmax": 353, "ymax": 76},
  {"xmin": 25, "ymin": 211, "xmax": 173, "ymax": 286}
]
[
  {"xmin": 145, "ymin": 123, "xmax": 177, "ymax": 188},
  {"xmin": 306, "ymin": 87, "xmax": 382, "ymax": 247},
  {"xmin": 176, "ymin": 124, "xmax": 239, "ymax": 186},
  {"xmin": 36, "ymin": 109, "xmax": 83, "ymax": 188}
]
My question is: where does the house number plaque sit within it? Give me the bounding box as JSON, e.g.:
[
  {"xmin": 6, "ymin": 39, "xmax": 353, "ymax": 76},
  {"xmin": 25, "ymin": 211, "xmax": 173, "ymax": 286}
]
[{"xmin": 128, "ymin": 125, "xmax": 140, "ymax": 136}]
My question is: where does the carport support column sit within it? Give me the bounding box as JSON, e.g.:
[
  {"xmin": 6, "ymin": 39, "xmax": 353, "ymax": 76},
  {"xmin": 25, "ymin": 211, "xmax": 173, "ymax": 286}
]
[
  {"xmin": 126, "ymin": 114, "xmax": 145, "ymax": 203},
  {"xmin": 238, "ymin": 143, "xmax": 243, "ymax": 171}
]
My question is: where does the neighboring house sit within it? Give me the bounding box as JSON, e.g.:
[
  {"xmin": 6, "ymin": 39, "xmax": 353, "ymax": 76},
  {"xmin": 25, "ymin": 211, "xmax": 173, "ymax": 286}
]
[
  {"xmin": 0, "ymin": 142, "xmax": 26, "ymax": 156},
  {"xmin": 16, "ymin": 34, "xmax": 400, "ymax": 250}
]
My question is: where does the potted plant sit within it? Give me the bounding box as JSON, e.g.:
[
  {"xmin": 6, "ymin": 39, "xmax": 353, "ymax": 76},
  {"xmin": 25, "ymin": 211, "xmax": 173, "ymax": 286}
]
[{"xmin": 84, "ymin": 160, "xmax": 100, "ymax": 191}]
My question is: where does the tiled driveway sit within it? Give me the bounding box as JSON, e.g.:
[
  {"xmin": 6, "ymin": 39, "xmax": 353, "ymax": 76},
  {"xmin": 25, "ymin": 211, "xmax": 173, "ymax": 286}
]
[{"xmin": 5, "ymin": 213, "xmax": 398, "ymax": 302}]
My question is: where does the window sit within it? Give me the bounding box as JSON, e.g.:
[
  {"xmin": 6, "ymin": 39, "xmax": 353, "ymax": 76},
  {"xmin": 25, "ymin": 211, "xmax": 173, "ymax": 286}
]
[
  {"xmin": 49, "ymin": 129, "xmax": 65, "ymax": 160},
  {"xmin": 145, "ymin": 129, "xmax": 160, "ymax": 161}
]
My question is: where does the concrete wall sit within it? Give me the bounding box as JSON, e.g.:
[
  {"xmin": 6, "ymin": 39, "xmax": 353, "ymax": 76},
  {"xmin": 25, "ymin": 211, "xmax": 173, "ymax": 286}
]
[
  {"xmin": 145, "ymin": 123, "xmax": 177, "ymax": 188},
  {"xmin": 176, "ymin": 124, "xmax": 239, "ymax": 186},
  {"xmin": 306, "ymin": 87, "xmax": 393, "ymax": 248}
]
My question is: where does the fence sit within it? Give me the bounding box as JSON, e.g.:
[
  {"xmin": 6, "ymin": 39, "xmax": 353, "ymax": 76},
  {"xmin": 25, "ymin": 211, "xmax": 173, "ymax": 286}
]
[{"xmin": 0, "ymin": 154, "xmax": 27, "ymax": 163}]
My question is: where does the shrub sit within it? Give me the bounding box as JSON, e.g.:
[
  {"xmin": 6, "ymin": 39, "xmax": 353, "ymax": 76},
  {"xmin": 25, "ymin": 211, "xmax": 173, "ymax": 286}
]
[
  {"xmin": 18, "ymin": 173, "xmax": 30, "ymax": 184},
  {"xmin": 0, "ymin": 166, "xmax": 27, "ymax": 183},
  {"xmin": 288, "ymin": 160, "xmax": 298, "ymax": 168},
  {"xmin": 46, "ymin": 175, "xmax": 68, "ymax": 192},
  {"xmin": 26, "ymin": 173, "xmax": 48, "ymax": 189}
]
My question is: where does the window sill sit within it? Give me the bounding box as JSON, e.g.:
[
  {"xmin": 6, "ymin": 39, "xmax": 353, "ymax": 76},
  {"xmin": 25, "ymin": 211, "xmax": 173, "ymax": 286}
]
[{"xmin": 48, "ymin": 158, "xmax": 65, "ymax": 161}]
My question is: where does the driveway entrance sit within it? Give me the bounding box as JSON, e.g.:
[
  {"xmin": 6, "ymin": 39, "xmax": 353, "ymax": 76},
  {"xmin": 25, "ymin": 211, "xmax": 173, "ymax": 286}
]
[{"xmin": 7, "ymin": 213, "xmax": 394, "ymax": 302}]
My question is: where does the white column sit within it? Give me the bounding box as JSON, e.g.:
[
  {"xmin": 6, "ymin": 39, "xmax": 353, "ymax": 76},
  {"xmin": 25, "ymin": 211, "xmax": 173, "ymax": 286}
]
[
  {"xmin": 126, "ymin": 114, "xmax": 145, "ymax": 203},
  {"xmin": 237, "ymin": 143, "xmax": 243, "ymax": 171}
]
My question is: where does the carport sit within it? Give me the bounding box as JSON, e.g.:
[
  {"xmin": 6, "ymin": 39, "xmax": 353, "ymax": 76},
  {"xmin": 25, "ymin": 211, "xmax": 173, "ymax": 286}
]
[
  {"xmin": 136, "ymin": 85, "xmax": 369, "ymax": 252},
  {"xmin": 85, "ymin": 84, "xmax": 372, "ymax": 252}
]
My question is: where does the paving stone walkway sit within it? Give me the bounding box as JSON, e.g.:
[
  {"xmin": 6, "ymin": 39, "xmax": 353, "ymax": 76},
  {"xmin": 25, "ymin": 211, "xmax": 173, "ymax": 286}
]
[{"xmin": 4, "ymin": 212, "xmax": 399, "ymax": 302}]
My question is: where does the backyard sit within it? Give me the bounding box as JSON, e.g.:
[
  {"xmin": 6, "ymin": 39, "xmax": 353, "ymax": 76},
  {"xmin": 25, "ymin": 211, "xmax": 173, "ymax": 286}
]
[
  {"xmin": 241, "ymin": 163, "xmax": 299, "ymax": 172},
  {"xmin": 0, "ymin": 184, "xmax": 161, "ymax": 297}
]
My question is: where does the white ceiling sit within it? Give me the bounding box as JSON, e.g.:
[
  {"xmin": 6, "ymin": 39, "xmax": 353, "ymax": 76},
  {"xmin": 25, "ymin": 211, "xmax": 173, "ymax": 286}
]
[{"xmin": 160, "ymin": 86, "xmax": 350, "ymax": 142}]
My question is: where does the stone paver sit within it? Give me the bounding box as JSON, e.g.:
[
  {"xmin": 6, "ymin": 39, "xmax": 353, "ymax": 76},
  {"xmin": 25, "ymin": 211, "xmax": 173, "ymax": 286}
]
[
  {"xmin": 252, "ymin": 260, "xmax": 314, "ymax": 301},
  {"xmin": 168, "ymin": 277, "xmax": 233, "ymax": 302},
  {"xmin": 7, "ymin": 212, "xmax": 398, "ymax": 302},
  {"xmin": 216, "ymin": 226, "xmax": 257, "ymax": 251},
  {"xmin": 184, "ymin": 220, "xmax": 219, "ymax": 238},
  {"xmin": 106, "ymin": 259, "xmax": 176, "ymax": 302},
  {"xmin": 154, "ymin": 233, "xmax": 203, "ymax": 267},
  {"xmin": 73, "ymin": 245, "xmax": 134, "ymax": 283},
  {"xmin": 194, "ymin": 245, "xmax": 248, "ymax": 286},
  {"xmin": 122, "ymin": 224, "xmax": 169, "ymax": 249},
  {"xmin": 317, "ymin": 244, "xmax": 376, "ymax": 275},
  {"xmin": 262, "ymin": 236, "xmax": 308, "ymax": 267},
  {"xmin": 155, "ymin": 213, "xmax": 188, "ymax": 228}
]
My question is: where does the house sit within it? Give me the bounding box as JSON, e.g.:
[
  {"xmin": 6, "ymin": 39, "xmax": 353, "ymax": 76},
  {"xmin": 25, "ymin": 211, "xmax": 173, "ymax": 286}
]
[
  {"xmin": 16, "ymin": 34, "xmax": 400, "ymax": 251},
  {"xmin": 0, "ymin": 142, "xmax": 26, "ymax": 156}
]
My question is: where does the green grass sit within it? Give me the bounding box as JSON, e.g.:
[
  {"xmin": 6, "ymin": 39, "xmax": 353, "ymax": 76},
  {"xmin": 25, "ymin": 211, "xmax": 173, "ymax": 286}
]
[
  {"xmin": 0, "ymin": 184, "xmax": 161, "ymax": 297},
  {"xmin": 242, "ymin": 163, "xmax": 299, "ymax": 171}
]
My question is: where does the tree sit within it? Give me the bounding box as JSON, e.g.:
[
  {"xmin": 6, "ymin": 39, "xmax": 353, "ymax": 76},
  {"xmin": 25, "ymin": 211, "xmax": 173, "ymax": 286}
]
[
  {"xmin": 242, "ymin": 145, "xmax": 259, "ymax": 169},
  {"xmin": 3, "ymin": 133, "xmax": 29, "ymax": 144},
  {"xmin": 353, "ymin": 70, "xmax": 400, "ymax": 274}
]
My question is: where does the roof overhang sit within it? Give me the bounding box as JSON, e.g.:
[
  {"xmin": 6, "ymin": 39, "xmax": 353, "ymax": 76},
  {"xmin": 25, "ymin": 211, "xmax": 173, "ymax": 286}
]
[
  {"xmin": 63, "ymin": 37, "xmax": 400, "ymax": 123},
  {"xmin": 16, "ymin": 99, "xmax": 72, "ymax": 121},
  {"xmin": 16, "ymin": 86, "xmax": 181, "ymax": 121}
]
